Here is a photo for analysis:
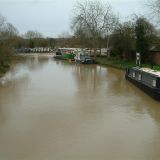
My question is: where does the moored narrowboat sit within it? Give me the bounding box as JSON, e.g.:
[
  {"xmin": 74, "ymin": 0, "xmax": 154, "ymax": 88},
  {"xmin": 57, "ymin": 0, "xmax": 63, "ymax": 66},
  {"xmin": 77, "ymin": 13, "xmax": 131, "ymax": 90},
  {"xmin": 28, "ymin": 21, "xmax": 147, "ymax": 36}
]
[
  {"xmin": 54, "ymin": 48, "xmax": 75, "ymax": 61},
  {"xmin": 54, "ymin": 49, "xmax": 63, "ymax": 60},
  {"xmin": 126, "ymin": 67, "xmax": 160, "ymax": 100}
]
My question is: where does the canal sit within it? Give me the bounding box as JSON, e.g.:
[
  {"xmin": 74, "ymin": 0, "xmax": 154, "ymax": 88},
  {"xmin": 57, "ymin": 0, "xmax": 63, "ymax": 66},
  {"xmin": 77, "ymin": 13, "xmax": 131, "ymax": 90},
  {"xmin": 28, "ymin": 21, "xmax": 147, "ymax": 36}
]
[{"xmin": 0, "ymin": 55, "xmax": 160, "ymax": 160}]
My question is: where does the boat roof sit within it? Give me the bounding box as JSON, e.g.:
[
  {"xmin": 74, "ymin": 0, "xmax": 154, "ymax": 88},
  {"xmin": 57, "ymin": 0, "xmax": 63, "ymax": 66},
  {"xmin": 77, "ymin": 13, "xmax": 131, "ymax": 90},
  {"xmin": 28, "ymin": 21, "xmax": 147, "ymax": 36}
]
[{"xmin": 132, "ymin": 67, "xmax": 160, "ymax": 77}]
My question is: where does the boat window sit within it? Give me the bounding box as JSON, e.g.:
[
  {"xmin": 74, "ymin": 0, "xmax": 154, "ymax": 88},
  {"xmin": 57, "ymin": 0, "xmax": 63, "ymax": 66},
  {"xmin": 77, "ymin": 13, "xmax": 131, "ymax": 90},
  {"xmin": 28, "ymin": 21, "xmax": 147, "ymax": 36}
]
[
  {"xmin": 138, "ymin": 74, "xmax": 142, "ymax": 81},
  {"xmin": 152, "ymin": 80, "xmax": 157, "ymax": 87},
  {"xmin": 133, "ymin": 72, "xmax": 136, "ymax": 78}
]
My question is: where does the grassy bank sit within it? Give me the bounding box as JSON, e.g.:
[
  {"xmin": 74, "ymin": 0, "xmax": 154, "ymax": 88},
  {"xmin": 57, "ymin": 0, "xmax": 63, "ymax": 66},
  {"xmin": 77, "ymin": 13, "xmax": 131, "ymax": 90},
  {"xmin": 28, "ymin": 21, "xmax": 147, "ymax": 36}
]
[
  {"xmin": 0, "ymin": 64, "xmax": 10, "ymax": 77},
  {"xmin": 95, "ymin": 57, "xmax": 160, "ymax": 71},
  {"xmin": 0, "ymin": 54, "xmax": 23, "ymax": 77}
]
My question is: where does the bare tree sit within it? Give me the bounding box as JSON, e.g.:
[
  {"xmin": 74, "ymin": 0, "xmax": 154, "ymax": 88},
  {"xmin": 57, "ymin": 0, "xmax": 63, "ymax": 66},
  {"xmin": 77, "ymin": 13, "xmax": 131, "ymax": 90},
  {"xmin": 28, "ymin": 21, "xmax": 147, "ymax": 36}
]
[
  {"xmin": 147, "ymin": 0, "xmax": 160, "ymax": 22},
  {"xmin": 0, "ymin": 15, "xmax": 18, "ymax": 40},
  {"xmin": 0, "ymin": 14, "xmax": 5, "ymax": 28},
  {"xmin": 0, "ymin": 14, "xmax": 6, "ymax": 39},
  {"xmin": 3, "ymin": 23, "xmax": 19, "ymax": 38},
  {"xmin": 58, "ymin": 31, "xmax": 71, "ymax": 39},
  {"xmin": 71, "ymin": 0, "xmax": 118, "ymax": 56},
  {"xmin": 24, "ymin": 30, "xmax": 43, "ymax": 39},
  {"xmin": 23, "ymin": 30, "xmax": 43, "ymax": 48},
  {"xmin": 0, "ymin": 14, "xmax": 19, "ymax": 66},
  {"xmin": 57, "ymin": 31, "xmax": 72, "ymax": 47}
]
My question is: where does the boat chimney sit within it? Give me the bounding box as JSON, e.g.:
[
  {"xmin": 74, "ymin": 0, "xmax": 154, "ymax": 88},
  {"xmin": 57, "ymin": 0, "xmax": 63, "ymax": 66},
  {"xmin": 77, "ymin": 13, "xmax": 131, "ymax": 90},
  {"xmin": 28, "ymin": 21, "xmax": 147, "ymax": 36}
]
[{"xmin": 136, "ymin": 52, "xmax": 141, "ymax": 67}]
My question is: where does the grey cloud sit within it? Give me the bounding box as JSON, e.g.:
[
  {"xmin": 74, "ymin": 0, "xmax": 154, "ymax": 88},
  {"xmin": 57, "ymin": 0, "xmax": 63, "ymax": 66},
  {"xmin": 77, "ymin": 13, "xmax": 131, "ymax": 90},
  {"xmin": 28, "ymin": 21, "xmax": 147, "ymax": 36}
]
[
  {"xmin": 0, "ymin": 0, "xmax": 146, "ymax": 37},
  {"xmin": 0, "ymin": 0, "xmax": 56, "ymax": 5}
]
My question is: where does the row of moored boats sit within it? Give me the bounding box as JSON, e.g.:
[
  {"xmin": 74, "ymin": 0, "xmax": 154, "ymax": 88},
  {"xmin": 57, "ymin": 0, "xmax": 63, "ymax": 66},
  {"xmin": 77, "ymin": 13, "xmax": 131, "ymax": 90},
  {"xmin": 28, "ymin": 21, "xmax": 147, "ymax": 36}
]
[
  {"xmin": 54, "ymin": 48, "xmax": 95, "ymax": 64},
  {"xmin": 54, "ymin": 48, "xmax": 160, "ymax": 101}
]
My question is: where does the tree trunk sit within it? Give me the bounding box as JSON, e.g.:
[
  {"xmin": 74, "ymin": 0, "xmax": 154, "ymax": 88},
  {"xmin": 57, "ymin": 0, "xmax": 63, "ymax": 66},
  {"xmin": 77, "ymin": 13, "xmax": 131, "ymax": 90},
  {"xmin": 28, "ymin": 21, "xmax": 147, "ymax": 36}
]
[{"xmin": 106, "ymin": 35, "xmax": 110, "ymax": 58}]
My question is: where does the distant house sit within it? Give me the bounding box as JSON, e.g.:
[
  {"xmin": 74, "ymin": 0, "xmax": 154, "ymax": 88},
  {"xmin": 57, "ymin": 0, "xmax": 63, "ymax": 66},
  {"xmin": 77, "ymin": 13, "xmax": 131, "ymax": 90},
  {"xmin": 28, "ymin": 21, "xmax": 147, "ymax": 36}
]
[
  {"xmin": 100, "ymin": 48, "xmax": 110, "ymax": 56},
  {"xmin": 150, "ymin": 50, "xmax": 160, "ymax": 65}
]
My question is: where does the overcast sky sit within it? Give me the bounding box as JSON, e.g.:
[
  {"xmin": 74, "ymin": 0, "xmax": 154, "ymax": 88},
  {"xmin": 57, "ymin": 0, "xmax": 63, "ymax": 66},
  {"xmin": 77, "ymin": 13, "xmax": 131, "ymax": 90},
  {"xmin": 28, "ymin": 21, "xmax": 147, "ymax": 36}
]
[{"xmin": 0, "ymin": 0, "xmax": 146, "ymax": 37}]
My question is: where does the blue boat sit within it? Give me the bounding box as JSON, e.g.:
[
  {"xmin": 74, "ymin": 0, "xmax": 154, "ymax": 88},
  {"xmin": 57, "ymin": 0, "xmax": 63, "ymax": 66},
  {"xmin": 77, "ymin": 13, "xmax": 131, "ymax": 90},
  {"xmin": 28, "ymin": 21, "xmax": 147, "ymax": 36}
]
[{"xmin": 74, "ymin": 51, "xmax": 95, "ymax": 64}]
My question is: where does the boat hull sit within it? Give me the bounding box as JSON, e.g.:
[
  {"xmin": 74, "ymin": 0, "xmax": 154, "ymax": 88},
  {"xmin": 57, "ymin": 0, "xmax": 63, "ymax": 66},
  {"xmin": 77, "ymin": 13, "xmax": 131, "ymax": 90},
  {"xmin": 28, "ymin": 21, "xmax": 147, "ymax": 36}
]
[
  {"xmin": 75, "ymin": 59, "xmax": 95, "ymax": 64},
  {"xmin": 53, "ymin": 55, "xmax": 63, "ymax": 60}
]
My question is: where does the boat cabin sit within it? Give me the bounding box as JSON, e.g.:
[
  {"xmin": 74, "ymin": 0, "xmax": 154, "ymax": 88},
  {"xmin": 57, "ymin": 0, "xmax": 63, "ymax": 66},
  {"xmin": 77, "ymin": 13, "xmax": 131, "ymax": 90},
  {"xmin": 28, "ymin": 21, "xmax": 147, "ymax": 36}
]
[{"xmin": 74, "ymin": 52, "xmax": 95, "ymax": 64}]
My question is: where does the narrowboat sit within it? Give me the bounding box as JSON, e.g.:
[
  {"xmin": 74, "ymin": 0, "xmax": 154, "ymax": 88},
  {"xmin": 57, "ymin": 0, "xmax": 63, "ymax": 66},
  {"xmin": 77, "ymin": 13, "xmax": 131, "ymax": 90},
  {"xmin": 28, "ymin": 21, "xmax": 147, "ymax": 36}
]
[
  {"xmin": 74, "ymin": 51, "xmax": 95, "ymax": 64},
  {"xmin": 54, "ymin": 49, "xmax": 63, "ymax": 60},
  {"xmin": 126, "ymin": 67, "xmax": 160, "ymax": 100},
  {"xmin": 54, "ymin": 48, "xmax": 75, "ymax": 61},
  {"xmin": 63, "ymin": 52, "xmax": 75, "ymax": 61}
]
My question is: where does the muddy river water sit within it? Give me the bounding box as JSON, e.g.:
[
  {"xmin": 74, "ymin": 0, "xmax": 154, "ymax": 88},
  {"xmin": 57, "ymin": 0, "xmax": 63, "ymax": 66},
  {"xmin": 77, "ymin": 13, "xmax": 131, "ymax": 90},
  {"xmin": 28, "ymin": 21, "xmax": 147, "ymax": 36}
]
[{"xmin": 0, "ymin": 55, "xmax": 160, "ymax": 160}]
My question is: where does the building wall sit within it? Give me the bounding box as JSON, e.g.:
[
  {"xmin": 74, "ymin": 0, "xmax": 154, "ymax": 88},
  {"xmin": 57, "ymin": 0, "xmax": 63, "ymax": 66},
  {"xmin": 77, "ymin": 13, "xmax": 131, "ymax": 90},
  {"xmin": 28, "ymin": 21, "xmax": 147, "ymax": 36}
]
[{"xmin": 153, "ymin": 52, "xmax": 160, "ymax": 65}]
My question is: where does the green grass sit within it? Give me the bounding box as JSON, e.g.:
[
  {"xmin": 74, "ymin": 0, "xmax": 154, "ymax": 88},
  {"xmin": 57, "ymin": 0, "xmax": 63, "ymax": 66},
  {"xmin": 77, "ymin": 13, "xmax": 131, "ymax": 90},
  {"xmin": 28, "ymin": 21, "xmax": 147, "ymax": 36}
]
[
  {"xmin": 95, "ymin": 57, "xmax": 160, "ymax": 71},
  {"xmin": 0, "ymin": 64, "xmax": 10, "ymax": 77}
]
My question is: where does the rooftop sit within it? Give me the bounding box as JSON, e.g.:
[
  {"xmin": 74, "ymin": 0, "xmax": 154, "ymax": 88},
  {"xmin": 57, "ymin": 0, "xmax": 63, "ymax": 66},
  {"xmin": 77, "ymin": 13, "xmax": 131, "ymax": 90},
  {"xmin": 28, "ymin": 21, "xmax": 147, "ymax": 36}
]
[{"xmin": 139, "ymin": 68, "xmax": 160, "ymax": 77}]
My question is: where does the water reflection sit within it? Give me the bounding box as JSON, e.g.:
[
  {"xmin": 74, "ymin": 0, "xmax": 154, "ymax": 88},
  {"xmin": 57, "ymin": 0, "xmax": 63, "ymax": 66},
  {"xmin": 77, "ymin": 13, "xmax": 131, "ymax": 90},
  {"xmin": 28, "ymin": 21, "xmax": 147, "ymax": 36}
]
[{"xmin": 0, "ymin": 56, "xmax": 160, "ymax": 160}]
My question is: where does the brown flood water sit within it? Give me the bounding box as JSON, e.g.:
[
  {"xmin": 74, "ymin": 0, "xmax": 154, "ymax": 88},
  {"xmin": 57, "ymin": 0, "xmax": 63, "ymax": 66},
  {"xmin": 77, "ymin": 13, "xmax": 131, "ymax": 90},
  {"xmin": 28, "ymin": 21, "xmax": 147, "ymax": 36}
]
[{"xmin": 0, "ymin": 55, "xmax": 160, "ymax": 160}]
